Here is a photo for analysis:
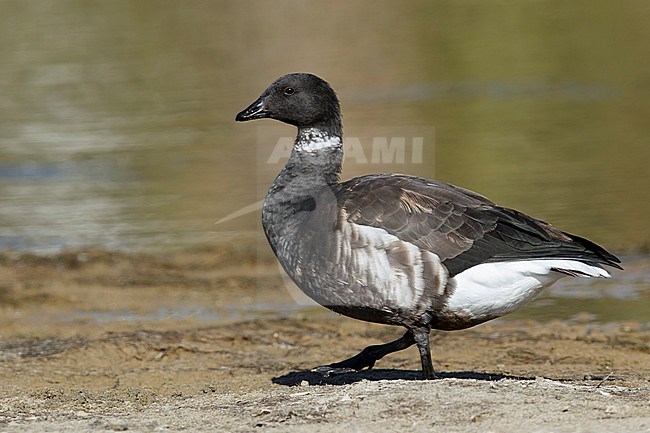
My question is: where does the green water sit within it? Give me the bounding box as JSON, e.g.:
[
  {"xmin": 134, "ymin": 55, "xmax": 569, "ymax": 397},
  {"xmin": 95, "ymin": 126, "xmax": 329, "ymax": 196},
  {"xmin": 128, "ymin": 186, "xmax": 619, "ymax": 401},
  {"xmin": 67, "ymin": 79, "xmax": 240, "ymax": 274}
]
[{"xmin": 0, "ymin": 1, "xmax": 648, "ymax": 321}]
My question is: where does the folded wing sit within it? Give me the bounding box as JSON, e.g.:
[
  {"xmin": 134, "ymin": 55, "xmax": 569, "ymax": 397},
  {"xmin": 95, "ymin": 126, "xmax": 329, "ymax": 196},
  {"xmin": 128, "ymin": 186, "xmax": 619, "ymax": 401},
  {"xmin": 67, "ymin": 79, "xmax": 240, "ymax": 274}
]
[{"xmin": 335, "ymin": 174, "xmax": 622, "ymax": 277}]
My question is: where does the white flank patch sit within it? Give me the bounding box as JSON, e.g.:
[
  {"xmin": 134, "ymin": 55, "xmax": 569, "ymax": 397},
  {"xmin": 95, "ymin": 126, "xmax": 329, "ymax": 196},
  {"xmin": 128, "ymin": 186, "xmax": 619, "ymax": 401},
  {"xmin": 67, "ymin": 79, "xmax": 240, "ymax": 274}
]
[
  {"xmin": 447, "ymin": 259, "xmax": 610, "ymax": 320},
  {"xmin": 335, "ymin": 221, "xmax": 429, "ymax": 310},
  {"xmin": 295, "ymin": 128, "xmax": 342, "ymax": 152}
]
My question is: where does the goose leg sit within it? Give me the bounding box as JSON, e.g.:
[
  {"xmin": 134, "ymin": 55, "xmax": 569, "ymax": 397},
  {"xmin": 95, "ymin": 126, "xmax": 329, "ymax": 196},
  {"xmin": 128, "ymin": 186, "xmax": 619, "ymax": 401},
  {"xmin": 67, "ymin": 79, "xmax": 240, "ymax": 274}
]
[
  {"xmin": 314, "ymin": 330, "xmax": 415, "ymax": 376},
  {"xmin": 412, "ymin": 328, "xmax": 436, "ymax": 380}
]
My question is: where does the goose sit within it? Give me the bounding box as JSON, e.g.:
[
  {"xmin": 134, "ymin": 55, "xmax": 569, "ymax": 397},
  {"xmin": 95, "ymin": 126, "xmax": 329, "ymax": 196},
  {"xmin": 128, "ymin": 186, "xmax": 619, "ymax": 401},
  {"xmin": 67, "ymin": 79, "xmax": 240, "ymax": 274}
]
[{"xmin": 235, "ymin": 73, "xmax": 621, "ymax": 379}]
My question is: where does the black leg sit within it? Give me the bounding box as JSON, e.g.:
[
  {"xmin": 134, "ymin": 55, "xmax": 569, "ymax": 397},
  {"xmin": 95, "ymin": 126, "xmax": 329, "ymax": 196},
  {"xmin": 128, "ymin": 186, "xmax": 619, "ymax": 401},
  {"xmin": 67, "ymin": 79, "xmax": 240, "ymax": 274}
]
[
  {"xmin": 314, "ymin": 331, "xmax": 415, "ymax": 376},
  {"xmin": 412, "ymin": 328, "xmax": 436, "ymax": 380}
]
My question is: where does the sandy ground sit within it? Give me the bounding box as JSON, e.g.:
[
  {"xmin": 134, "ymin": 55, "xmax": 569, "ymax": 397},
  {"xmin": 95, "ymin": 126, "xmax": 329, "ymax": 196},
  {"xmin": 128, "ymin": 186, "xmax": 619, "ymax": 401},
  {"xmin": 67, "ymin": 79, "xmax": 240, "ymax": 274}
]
[{"xmin": 0, "ymin": 247, "xmax": 648, "ymax": 432}]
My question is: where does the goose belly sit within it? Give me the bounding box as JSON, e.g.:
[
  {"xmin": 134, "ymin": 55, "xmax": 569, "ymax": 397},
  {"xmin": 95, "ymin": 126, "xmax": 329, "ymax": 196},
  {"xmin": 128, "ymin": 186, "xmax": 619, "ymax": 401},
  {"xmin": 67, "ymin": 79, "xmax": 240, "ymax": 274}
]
[{"xmin": 276, "ymin": 221, "xmax": 449, "ymax": 325}]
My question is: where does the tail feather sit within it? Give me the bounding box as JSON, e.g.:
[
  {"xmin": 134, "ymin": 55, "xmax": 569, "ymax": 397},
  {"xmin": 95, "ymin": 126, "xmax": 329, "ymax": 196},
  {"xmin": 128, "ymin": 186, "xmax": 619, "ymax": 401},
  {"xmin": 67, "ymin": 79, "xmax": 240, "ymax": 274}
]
[
  {"xmin": 548, "ymin": 260, "xmax": 611, "ymax": 278},
  {"xmin": 562, "ymin": 231, "xmax": 623, "ymax": 270}
]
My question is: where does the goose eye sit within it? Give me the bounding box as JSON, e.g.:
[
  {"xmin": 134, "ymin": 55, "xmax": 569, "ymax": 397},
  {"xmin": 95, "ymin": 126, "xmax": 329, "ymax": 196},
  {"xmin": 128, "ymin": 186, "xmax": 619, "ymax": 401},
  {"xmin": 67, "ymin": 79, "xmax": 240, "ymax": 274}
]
[{"xmin": 283, "ymin": 87, "xmax": 295, "ymax": 96}]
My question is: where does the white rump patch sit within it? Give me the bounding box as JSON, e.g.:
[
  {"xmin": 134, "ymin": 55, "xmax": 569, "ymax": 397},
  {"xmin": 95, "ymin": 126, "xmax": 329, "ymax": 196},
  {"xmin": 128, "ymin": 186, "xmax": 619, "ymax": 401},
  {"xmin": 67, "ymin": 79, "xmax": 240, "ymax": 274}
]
[
  {"xmin": 447, "ymin": 259, "xmax": 610, "ymax": 320},
  {"xmin": 295, "ymin": 128, "xmax": 342, "ymax": 152}
]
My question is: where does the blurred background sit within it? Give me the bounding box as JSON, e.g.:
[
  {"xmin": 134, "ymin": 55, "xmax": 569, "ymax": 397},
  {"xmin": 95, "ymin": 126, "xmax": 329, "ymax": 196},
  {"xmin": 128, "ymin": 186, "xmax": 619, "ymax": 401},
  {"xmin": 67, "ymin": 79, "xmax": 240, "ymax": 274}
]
[{"xmin": 0, "ymin": 1, "xmax": 648, "ymax": 322}]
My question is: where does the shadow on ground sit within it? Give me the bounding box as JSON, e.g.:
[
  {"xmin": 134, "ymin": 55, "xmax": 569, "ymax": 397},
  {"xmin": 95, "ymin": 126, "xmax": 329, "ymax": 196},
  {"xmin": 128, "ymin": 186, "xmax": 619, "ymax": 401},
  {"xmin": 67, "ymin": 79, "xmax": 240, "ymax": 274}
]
[{"xmin": 272, "ymin": 369, "xmax": 532, "ymax": 386}]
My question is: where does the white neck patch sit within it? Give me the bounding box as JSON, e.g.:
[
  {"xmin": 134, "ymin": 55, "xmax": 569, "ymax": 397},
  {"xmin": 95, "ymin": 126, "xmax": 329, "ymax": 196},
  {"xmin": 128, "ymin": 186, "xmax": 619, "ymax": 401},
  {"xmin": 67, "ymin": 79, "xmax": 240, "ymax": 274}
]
[{"xmin": 295, "ymin": 128, "xmax": 342, "ymax": 152}]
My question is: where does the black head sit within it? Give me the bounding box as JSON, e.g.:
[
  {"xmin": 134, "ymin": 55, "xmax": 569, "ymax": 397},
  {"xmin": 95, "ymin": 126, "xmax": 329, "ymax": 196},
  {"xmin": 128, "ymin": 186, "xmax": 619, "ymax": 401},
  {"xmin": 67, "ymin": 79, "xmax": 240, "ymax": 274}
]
[{"xmin": 235, "ymin": 73, "xmax": 342, "ymax": 136}]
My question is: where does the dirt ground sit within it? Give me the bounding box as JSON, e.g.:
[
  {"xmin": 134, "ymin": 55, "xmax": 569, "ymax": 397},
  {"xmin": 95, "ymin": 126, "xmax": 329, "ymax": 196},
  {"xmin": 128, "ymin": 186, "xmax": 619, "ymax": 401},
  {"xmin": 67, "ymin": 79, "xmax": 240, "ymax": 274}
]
[{"xmin": 0, "ymin": 247, "xmax": 648, "ymax": 432}]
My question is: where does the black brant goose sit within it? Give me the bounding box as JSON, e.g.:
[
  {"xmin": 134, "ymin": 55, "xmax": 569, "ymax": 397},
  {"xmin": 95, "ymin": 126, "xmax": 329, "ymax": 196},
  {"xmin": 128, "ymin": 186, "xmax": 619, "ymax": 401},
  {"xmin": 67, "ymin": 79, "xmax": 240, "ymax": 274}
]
[{"xmin": 235, "ymin": 73, "xmax": 622, "ymax": 379}]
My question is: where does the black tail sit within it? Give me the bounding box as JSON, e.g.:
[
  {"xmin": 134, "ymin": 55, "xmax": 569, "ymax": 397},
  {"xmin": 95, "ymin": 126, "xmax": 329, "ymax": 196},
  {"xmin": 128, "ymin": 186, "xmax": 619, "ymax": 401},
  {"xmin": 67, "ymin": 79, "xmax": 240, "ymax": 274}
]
[{"xmin": 562, "ymin": 231, "xmax": 623, "ymax": 270}]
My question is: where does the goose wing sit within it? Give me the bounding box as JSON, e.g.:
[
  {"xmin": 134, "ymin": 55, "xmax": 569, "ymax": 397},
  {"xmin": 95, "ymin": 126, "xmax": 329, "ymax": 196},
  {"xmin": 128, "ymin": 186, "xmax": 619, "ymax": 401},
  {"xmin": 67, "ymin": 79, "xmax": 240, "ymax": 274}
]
[{"xmin": 334, "ymin": 174, "xmax": 622, "ymax": 277}]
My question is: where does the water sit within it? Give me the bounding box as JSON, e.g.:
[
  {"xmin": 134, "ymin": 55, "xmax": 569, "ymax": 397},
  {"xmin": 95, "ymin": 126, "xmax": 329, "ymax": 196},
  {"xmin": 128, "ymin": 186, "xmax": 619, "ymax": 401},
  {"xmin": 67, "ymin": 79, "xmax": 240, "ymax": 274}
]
[{"xmin": 1, "ymin": 1, "xmax": 648, "ymax": 321}]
